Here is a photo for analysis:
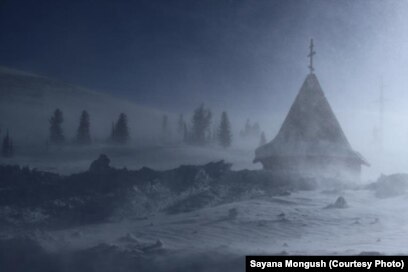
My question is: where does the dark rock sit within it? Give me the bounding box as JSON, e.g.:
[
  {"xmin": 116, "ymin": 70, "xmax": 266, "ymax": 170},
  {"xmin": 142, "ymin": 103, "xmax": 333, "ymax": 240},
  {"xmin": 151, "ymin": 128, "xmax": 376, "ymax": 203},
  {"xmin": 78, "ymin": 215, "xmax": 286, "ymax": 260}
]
[
  {"xmin": 89, "ymin": 154, "xmax": 111, "ymax": 173},
  {"xmin": 325, "ymin": 196, "xmax": 348, "ymax": 209}
]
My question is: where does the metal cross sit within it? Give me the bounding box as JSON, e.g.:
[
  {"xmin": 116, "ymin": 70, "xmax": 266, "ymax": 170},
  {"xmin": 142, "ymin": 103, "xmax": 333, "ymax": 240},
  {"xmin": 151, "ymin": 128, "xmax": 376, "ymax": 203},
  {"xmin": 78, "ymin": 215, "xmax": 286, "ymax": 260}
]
[{"xmin": 308, "ymin": 39, "xmax": 316, "ymax": 73}]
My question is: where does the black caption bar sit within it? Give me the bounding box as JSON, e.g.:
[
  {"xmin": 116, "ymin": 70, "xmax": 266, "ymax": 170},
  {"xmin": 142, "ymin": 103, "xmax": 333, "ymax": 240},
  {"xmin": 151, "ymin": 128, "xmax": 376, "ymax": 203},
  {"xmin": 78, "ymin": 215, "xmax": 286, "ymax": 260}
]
[{"xmin": 246, "ymin": 256, "xmax": 406, "ymax": 271}]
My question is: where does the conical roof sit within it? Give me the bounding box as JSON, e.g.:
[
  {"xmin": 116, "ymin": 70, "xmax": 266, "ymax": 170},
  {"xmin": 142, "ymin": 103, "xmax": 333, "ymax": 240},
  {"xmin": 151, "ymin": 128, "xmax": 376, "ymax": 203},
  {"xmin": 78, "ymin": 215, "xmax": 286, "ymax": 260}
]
[{"xmin": 255, "ymin": 73, "xmax": 368, "ymax": 165}]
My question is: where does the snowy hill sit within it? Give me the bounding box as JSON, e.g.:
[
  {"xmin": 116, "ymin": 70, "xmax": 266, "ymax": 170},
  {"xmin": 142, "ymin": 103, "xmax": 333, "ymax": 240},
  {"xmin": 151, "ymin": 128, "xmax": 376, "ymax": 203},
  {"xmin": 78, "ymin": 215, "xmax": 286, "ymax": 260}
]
[{"xmin": 0, "ymin": 67, "xmax": 163, "ymax": 143}]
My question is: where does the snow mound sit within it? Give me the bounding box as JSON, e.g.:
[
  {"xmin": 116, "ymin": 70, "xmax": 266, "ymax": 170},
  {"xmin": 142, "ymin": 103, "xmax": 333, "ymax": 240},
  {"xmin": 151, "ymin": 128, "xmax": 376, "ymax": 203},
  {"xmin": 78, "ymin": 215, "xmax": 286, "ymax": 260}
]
[{"xmin": 368, "ymin": 173, "xmax": 408, "ymax": 198}]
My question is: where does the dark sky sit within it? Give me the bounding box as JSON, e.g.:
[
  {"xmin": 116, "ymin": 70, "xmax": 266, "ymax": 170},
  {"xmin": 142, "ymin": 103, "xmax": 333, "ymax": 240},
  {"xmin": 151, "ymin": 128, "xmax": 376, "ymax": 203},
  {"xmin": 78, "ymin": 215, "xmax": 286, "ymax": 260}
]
[{"xmin": 0, "ymin": 0, "xmax": 404, "ymax": 117}]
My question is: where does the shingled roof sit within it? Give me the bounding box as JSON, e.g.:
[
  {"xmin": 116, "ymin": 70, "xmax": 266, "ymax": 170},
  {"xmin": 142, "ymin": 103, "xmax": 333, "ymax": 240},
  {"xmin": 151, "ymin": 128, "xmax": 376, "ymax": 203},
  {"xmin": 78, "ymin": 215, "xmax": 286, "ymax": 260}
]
[{"xmin": 254, "ymin": 73, "xmax": 368, "ymax": 166}]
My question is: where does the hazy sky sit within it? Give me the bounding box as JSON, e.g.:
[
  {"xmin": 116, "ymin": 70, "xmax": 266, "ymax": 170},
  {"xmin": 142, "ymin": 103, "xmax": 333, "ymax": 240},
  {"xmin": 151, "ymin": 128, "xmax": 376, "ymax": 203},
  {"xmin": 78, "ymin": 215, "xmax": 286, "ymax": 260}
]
[
  {"xmin": 2, "ymin": 0, "xmax": 408, "ymax": 176},
  {"xmin": 0, "ymin": 0, "xmax": 402, "ymax": 110},
  {"xmin": 1, "ymin": 1, "xmax": 408, "ymax": 136}
]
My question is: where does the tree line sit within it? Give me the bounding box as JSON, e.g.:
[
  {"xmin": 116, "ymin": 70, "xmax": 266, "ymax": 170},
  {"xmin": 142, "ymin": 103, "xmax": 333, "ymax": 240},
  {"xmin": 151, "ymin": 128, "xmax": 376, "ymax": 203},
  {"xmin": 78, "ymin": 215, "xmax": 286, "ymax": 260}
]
[
  {"xmin": 1, "ymin": 104, "xmax": 268, "ymax": 158},
  {"xmin": 170, "ymin": 104, "xmax": 232, "ymax": 148},
  {"xmin": 47, "ymin": 105, "xmax": 234, "ymax": 148},
  {"xmin": 174, "ymin": 104, "xmax": 266, "ymax": 148},
  {"xmin": 48, "ymin": 109, "xmax": 130, "ymax": 146}
]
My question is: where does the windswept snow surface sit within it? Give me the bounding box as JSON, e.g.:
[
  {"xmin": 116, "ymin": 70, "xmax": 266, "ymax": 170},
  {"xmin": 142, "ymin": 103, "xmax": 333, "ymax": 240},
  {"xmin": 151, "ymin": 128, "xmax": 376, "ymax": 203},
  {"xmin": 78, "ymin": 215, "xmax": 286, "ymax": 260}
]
[
  {"xmin": 1, "ymin": 156, "xmax": 408, "ymax": 271},
  {"xmin": 37, "ymin": 189, "xmax": 407, "ymax": 256},
  {"xmin": 0, "ymin": 188, "xmax": 400, "ymax": 272}
]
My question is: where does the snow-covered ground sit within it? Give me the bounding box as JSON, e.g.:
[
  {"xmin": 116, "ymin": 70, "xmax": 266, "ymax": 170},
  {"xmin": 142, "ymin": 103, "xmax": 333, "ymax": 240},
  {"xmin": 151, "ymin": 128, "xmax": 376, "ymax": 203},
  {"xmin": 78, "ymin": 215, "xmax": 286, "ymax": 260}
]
[
  {"xmin": 1, "ymin": 146, "xmax": 408, "ymax": 271},
  {"xmin": 35, "ymin": 188, "xmax": 407, "ymax": 256},
  {"xmin": 0, "ymin": 186, "xmax": 402, "ymax": 272}
]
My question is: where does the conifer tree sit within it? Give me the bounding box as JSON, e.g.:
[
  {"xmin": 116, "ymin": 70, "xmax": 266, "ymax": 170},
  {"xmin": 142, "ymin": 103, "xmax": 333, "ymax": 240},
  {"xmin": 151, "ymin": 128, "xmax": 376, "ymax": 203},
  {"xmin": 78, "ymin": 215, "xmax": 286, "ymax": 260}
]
[
  {"xmin": 49, "ymin": 108, "xmax": 65, "ymax": 144},
  {"xmin": 217, "ymin": 111, "xmax": 232, "ymax": 148},
  {"xmin": 191, "ymin": 104, "xmax": 212, "ymax": 145},
  {"xmin": 76, "ymin": 110, "xmax": 91, "ymax": 145},
  {"xmin": 240, "ymin": 119, "xmax": 261, "ymax": 139},
  {"xmin": 2, "ymin": 131, "xmax": 14, "ymax": 158},
  {"xmin": 113, "ymin": 113, "xmax": 129, "ymax": 144}
]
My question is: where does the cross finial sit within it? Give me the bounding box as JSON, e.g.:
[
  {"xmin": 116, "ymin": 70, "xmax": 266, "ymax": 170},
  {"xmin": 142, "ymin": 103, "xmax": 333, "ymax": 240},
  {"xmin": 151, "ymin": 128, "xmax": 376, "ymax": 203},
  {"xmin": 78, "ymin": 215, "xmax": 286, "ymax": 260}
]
[{"xmin": 308, "ymin": 38, "xmax": 316, "ymax": 73}]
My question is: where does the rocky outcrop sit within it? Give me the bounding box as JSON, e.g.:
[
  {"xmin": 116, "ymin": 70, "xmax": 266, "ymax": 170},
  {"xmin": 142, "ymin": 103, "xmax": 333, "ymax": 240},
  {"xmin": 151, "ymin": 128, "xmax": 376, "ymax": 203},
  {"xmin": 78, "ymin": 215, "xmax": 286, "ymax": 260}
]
[{"xmin": 325, "ymin": 196, "xmax": 348, "ymax": 209}]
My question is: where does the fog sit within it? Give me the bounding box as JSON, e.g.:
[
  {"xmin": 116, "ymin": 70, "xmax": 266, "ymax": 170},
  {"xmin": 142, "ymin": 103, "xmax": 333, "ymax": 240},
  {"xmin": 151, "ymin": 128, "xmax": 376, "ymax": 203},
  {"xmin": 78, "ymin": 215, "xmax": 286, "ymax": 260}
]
[
  {"xmin": 2, "ymin": 1, "xmax": 408, "ymax": 179},
  {"xmin": 2, "ymin": 1, "xmax": 408, "ymax": 271}
]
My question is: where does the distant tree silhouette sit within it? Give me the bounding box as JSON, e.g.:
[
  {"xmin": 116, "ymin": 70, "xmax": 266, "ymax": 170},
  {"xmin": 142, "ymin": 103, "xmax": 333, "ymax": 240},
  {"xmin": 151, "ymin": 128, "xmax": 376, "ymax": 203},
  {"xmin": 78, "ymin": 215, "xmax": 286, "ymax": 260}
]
[
  {"xmin": 76, "ymin": 110, "xmax": 91, "ymax": 145},
  {"xmin": 191, "ymin": 104, "xmax": 212, "ymax": 145},
  {"xmin": 112, "ymin": 113, "xmax": 129, "ymax": 144},
  {"xmin": 253, "ymin": 122, "xmax": 260, "ymax": 135},
  {"xmin": 259, "ymin": 131, "xmax": 267, "ymax": 146},
  {"xmin": 2, "ymin": 131, "xmax": 14, "ymax": 158},
  {"xmin": 49, "ymin": 108, "xmax": 65, "ymax": 144},
  {"xmin": 240, "ymin": 119, "xmax": 261, "ymax": 139},
  {"xmin": 217, "ymin": 111, "xmax": 232, "ymax": 148}
]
